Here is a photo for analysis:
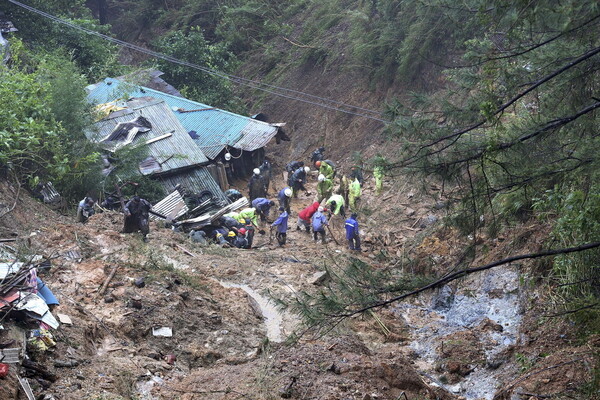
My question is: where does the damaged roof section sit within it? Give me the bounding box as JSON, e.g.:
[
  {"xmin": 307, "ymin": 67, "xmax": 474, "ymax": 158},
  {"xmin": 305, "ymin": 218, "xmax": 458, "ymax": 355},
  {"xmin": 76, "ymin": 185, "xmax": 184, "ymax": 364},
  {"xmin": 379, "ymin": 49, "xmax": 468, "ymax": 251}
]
[
  {"xmin": 157, "ymin": 167, "xmax": 228, "ymax": 207},
  {"xmin": 86, "ymin": 78, "xmax": 281, "ymax": 160},
  {"xmin": 87, "ymin": 97, "xmax": 209, "ymax": 176}
]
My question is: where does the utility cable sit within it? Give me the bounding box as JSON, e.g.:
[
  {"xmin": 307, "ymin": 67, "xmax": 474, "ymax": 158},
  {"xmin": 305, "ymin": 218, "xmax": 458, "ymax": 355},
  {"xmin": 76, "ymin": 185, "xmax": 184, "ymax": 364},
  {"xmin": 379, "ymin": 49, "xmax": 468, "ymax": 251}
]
[{"xmin": 7, "ymin": 0, "xmax": 389, "ymax": 123}]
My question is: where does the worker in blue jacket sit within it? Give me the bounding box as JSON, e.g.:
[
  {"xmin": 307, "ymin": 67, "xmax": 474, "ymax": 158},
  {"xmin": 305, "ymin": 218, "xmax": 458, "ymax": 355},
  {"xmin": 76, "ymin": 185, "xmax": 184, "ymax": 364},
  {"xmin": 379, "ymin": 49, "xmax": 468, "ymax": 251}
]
[
  {"xmin": 345, "ymin": 213, "xmax": 361, "ymax": 251},
  {"xmin": 278, "ymin": 187, "xmax": 292, "ymax": 214},
  {"xmin": 271, "ymin": 207, "xmax": 289, "ymax": 246},
  {"xmin": 252, "ymin": 197, "xmax": 275, "ymax": 222},
  {"xmin": 311, "ymin": 206, "xmax": 328, "ymax": 244}
]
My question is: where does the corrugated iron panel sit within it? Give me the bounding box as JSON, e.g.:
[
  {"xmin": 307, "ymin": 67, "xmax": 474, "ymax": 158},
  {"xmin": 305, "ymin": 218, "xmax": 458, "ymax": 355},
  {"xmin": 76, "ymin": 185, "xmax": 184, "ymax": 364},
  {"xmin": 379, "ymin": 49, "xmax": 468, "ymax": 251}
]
[
  {"xmin": 86, "ymin": 78, "xmax": 278, "ymax": 159},
  {"xmin": 157, "ymin": 167, "xmax": 228, "ymax": 207},
  {"xmin": 150, "ymin": 190, "xmax": 188, "ymax": 221},
  {"xmin": 233, "ymin": 120, "xmax": 279, "ymax": 151},
  {"xmin": 87, "ymin": 98, "xmax": 208, "ymax": 175}
]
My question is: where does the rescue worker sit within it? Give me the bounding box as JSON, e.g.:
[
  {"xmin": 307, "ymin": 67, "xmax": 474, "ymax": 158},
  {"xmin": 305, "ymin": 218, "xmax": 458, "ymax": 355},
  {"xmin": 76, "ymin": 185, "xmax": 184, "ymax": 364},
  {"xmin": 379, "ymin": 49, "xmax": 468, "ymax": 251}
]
[
  {"xmin": 251, "ymin": 198, "xmax": 275, "ymax": 222},
  {"xmin": 271, "ymin": 207, "xmax": 289, "ymax": 246},
  {"xmin": 338, "ymin": 175, "xmax": 350, "ymax": 205},
  {"xmin": 374, "ymin": 165, "xmax": 384, "ymax": 195},
  {"xmin": 278, "ymin": 187, "xmax": 293, "ymax": 214},
  {"xmin": 225, "ymin": 231, "xmax": 237, "ymax": 245},
  {"xmin": 210, "ymin": 227, "xmax": 230, "ymax": 246},
  {"xmin": 349, "ymin": 178, "xmax": 361, "ymax": 211},
  {"xmin": 323, "ymin": 159, "xmax": 337, "ymax": 178},
  {"xmin": 349, "ymin": 165, "xmax": 363, "ymax": 184},
  {"xmin": 77, "ymin": 197, "xmax": 95, "ymax": 223},
  {"xmin": 238, "ymin": 207, "xmax": 259, "ymax": 248},
  {"xmin": 297, "ymin": 201, "xmax": 321, "ymax": 233},
  {"xmin": 326, "ymin": 194, "xmax": 346, "ymax": 217},
  {"xmin": 123, "ymin": 195, "xmax": 152, "ymax": 241},
  {"xmin": 286, "ymin": 161, "xmax": 304, "ymax": 174},
  {"xmin": 316, "ymin": 174, "xmax": 333, "ymax": 203},
  {"xmin": 315, "ymin": 160, "xmax": 334, "ymax": 180},
  {"xmin": 238, "ymin": 207, "xmax": 259, "ymax": 228},
  {"xmin": 189, "ymin": 230, "xmax": 208, "ymax": 245},
  {"xmin": 259, "ymin": 160, "xmax": 272, "ymax": 193},
  {"xmin": 222, "ymin": 213, "xmax": 242, "ymax": 228},
  {"xmin": 345, "ymin": 213, "xmax": 361, "ymax": 251},
  {"xmin": 233, "ymin": 228, "xmax": 249, "ymax": 249},
  {"xmin": 289, "ymin": 166, "xmax": 311, "ymax": 198},
  {"xmin": 310, "ymin": 146, "xmax": 325, "ymax": 165},
  {"xmin": 248, "ymin": 168, "xmax": 267, "ymax": 202},
  {"xmin": 311, "ymin": 206, "xmax": 328, "ymax": 243},
  {"xmin": 224, "ymin": 189, "xmax": 243, "ymax": 203}
]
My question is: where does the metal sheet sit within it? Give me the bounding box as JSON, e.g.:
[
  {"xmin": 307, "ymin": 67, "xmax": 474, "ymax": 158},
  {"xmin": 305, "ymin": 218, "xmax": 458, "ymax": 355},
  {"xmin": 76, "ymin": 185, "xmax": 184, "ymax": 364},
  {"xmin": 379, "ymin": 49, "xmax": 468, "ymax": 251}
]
[
  {"xmin": 233, "ymin": 120, "xmax": 279, "ymax": 151},
  {"xmin": 156, "ymin": 167, "xmax": 228, "ymax": 207},
  {"xmin": 87, "ymin": 78, "xmax": 280, "ymax": 159},
  {"xmin": 150, "ymin": 190, "xmax": 188, "ymax": 221},
  {"xmin": 86, "ymin": 98, "xmax": 209, "ymax": 175}
]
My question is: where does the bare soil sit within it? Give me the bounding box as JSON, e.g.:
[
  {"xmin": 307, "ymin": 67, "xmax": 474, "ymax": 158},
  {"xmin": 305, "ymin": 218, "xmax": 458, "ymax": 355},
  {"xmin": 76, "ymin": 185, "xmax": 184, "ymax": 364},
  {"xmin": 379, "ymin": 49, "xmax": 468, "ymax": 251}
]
[{"xmin": 0, "ymin": 168, "xmax": 597, "ymax": 400}]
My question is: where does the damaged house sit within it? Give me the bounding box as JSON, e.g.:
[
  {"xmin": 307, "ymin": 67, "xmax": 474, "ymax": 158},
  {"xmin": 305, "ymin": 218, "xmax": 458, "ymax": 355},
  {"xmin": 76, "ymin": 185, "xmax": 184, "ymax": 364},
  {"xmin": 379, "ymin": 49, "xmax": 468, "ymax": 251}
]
[
  {"xmin": 85, "ymin": 96, "xmax": 229, "ymax": 210},
  {"xmin": 86, "ymin": 77, "xmax": 288, "ymax": 185}
]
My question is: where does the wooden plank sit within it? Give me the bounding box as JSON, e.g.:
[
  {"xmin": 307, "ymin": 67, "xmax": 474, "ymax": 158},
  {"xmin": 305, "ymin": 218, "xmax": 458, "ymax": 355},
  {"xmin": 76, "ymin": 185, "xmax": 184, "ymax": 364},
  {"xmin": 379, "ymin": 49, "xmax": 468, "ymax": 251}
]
[{"xmin": 145, "ymin": 132, "xmax": 173, "ymax": 145}]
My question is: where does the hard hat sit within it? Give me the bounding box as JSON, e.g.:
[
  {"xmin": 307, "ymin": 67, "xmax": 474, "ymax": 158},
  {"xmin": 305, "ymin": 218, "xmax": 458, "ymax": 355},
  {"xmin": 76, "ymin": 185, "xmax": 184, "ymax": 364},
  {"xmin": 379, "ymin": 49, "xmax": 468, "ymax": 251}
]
[
  {"xmin": 253, "ymin": 168, "xmax": 260, "ymax": 175},
  {"xmin": 284, "ymin": 188, "xmax": 292, "ymax": 197},
  {"xmin": 227, "ymin": 231, "xmax": 236, "ymax": 237},
  {"xmin": 318, "ymin": 206, "xmax": 324, "ymax": 212},
  {"xmin": 304, "ymin": 166, "xmax": 310, "ymax": 173},
  {"xmin": 239, "ymin": 228, "xmax": 247, "ymax": 235},
  {"xmin": 315, "ymin": 161, "xmax": 321, "ymax": 167},
  {"xmin": 318, "ymin": 174, "xmax": 325, "ymax": 182},
  {"xmin": 224, "ymin": 153, "xmax": 232, "ymax": 161}
]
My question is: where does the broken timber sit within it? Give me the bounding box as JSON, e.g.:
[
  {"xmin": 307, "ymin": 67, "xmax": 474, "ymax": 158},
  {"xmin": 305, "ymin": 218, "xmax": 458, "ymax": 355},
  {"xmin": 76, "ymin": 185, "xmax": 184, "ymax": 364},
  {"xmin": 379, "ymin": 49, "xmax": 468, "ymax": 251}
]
[{"xmin": 175, "ymin": 197, "xmax": 249, "ymax": 229}]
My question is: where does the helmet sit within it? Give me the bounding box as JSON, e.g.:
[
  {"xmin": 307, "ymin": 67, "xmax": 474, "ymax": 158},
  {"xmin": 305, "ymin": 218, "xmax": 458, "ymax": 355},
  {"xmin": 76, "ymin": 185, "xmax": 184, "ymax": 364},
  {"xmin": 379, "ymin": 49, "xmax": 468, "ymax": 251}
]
[
  {"xmin": 315, "ymin": 161, "xmax": 321, "ymax": 167},
  {"xmin": 224, "ymin": 153, "xmax": 232, "ymax": 161},
  {"xmin": 227, "ymin": 231, "xmax": 236, "ymax": 237},
  {"xmin": 318, "ymin": 174, "xmax": 325, "ymax": 182},
  {"xmin": 253, "ymin": 168, "xmax": 260, "ymax": 175},
  {"xmin": 239, "ymin": 228, "xmax": 247, "ymax": 235},
  {"xmin": 304, "ymin": 166, "xmax": 310, "ymax": 173},
  {"xmin": 318, "ymin": 206, "xmax": 324, "ymax": 212},
  {"xmin": 284, "ymin": 188, "xmax": 292, "ymax": 197}
]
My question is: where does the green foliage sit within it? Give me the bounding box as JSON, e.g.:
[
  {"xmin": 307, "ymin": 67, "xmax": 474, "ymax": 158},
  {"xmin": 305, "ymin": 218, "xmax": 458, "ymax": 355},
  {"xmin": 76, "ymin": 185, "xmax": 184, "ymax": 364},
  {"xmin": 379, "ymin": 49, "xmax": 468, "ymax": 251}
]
[
  {"xmin": 0, "ymin": 56, "xmax": 74, "ymax": 186},
  {"xmin": 101, "ymin": 145, "xmax": 166, "ymax": 203},
  {"xmin": 4, "ymin": 0, "xmax": 125, "ymax": 81},
  {"xmin": 153, "ymin": 27, "xmax": 245, "ymax": 111},
  {"xmin": 533, "ymin": 186, "xmax": 600, "ymax": 324}
]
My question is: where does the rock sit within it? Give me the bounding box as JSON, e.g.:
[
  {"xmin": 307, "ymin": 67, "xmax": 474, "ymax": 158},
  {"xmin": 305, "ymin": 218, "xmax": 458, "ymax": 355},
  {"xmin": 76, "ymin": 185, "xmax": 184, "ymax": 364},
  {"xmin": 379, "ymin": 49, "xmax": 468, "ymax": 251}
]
[
  {"xmin": 431, "ymin": 285, "xmax": 454, "ymax": 311},
  {"xmin": 434, "ymin": 201, "xmax": 446, "ymax": 210},
  {"xmin": 309, "ymin": 271, "xmax": 329, "ymax": 285},
  {"xmin": 104, "ymin": 295, "xmax": 114, "ymax": 304},
  {"xmin": 420, "ymin": 214, "xmax": 438, "ymax": 228},
  {"xmin": 404, "ymin": 207, "xmax": 416, "ymax": 216},
  {"xmin": 129, "ymin": 297, "xmax": 143, "ymax": 309},
  {"xmin": 134, "ymin": 277, "xmax": 145, "ymax": 288},
  {"xmin": 326, "ymin": 362, "xmax": 341, "ymax": 374}
]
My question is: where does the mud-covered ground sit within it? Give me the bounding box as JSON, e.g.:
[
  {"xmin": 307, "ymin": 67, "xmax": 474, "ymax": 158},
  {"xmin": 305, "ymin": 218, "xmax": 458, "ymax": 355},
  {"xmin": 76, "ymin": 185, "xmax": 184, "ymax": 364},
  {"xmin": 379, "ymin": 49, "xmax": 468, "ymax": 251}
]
[{"xmin": 0, "ymin": 174, "xmax": 597, "ymax": 400}]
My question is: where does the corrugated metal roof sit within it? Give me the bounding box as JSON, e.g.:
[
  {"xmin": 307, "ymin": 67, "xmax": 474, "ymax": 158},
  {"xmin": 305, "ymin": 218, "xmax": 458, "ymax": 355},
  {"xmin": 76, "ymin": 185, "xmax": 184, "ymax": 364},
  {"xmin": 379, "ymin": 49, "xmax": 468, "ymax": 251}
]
[
  {"xmin": 157, "ymin": 167, "xmax": 229, "ymax": 207},
  {"xmin": 234, "ymin": 120, "xmax": 279, "ymax": 151},
  {"xmin": 86, "ymin": 78, "xmax": 280, "ymax": 159},
  {"xmin": 150, "ymin": 190, "xmax": 188, "ymax": 221},
  {"xmin": 87, "ymin": 97, "xmax": 209, "ymax": 175}
]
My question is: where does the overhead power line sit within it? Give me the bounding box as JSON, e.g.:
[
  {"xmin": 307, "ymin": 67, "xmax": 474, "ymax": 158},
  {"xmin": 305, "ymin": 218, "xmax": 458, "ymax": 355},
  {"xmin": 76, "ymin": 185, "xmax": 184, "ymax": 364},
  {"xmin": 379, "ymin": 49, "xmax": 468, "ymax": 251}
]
[{"xmin": 7, "ymin": 0, "xmax": 389, "ymax": 123}]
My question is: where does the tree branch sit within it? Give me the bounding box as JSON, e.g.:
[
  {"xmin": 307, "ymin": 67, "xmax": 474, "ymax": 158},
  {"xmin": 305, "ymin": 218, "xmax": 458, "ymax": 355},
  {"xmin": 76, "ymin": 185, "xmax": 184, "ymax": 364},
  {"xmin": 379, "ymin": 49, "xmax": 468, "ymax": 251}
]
[
  {"xmin": 334, "ymin": 241, "xmax": 600, "ymax": 318},
  {"xmin": 395, "ymin": 45, "xmax": 600, "ymax": 169},
  {"xmin": 429, "ymin": 100, "xmax": 600, "ymax": 168}
]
